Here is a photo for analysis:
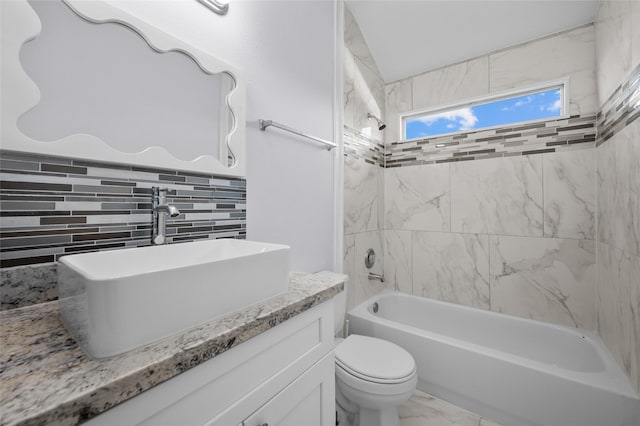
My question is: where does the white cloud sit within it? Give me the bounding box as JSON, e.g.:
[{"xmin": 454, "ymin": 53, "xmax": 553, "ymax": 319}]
[
  {"xmin": 502, "ymin": 95, "xmax": 534, "ymax": 111},
  {"xmin": 417, "ymin": 107, "xmax": 478, "ymax": 130},
  {"xmin": 546, "ymin": 99, "xmax": 561, "ymax": 112},
  {"xmin": 514, "ymin": 96, "xmax": 533, "ymax": 107}
]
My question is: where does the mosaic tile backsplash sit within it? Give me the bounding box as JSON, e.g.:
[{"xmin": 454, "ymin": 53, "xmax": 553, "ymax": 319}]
[
  {"xmin": 597, "ymin": 64, "xmax": 640, "ymax": 147},
  {"xmin": 0, "ymin": 151, "xmax": 246, "ymax": 268},
  {"xmin": 343, "ymin": 125, "xmax": 384, "ymax": 167},
  {"xmin": 385, "ymin": 114, "xmax": 596, "ymax": 168}
]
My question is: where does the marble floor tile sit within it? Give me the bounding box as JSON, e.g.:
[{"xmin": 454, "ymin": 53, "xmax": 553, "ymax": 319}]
[{"xmin": 399, "ymin": 390, "xmax": 501, "ymax": 426}]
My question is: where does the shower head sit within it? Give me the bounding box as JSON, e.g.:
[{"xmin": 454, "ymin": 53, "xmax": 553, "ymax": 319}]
[{"xmin": 367, "ymin": 113, "xmax": 386, "ymax": 131}]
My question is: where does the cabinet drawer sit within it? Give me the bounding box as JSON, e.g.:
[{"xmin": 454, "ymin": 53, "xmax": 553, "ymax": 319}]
[
  {"xmin": 86, "ymin": 300, "xmax": 334, "ymax": 426},
  {"xmin": 241, "ymin": 352, "xmax": 335, "ymax": 426}
]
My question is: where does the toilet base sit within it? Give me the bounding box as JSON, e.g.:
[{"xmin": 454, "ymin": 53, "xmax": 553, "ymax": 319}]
[
  {"xmin": 336, "ymin": 405, "xmax": 400, "ymax": 426},
  {"xmin": 358, "ymin": 407, "xmax": 400, "ymax": 426},
  {"xmin": 336, "ymin": 385, "xmax": 402, "ymax": 426}
]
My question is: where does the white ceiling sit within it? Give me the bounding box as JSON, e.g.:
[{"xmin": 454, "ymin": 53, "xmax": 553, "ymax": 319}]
[{"xmin": 346, "ymin": 0, "xmax": 599, "ymax": 83}]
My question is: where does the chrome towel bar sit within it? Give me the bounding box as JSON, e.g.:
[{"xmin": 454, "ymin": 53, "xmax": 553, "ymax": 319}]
[{"xmin": 259, "ymin": 119, "xmax": 337, "ymax": 151}]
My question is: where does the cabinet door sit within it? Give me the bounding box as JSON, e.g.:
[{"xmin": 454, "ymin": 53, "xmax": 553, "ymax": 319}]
[{"xmin": 241, "ymin": 352, "xmax": 335, "ymax": 426}]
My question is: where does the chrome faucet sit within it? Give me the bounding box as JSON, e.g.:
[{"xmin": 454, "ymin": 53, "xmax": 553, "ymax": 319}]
[{"xmin": 151, "ymin": 186, "xmax": 180, "ymax": 245}]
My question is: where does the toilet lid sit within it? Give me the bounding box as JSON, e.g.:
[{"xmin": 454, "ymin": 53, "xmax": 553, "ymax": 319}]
[{"xmin": 335, "ymin": 335, "xmax": 415, "ymax": 382}]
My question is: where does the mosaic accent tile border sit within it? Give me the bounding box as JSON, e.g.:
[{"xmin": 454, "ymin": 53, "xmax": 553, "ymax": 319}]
[
  {"xmin": 343, "ymin": 125, "xmax": 385, "ymax": 167},
  {"xmin": 0, "ymin": 151, "xmax": 246, "ymax": 268},
  {"xmin": 384, "ymin": 114, "xmax": 596, "ymax": 168},
  {"xmin": 597, "ymin": 64, "xmax": 640, "ymax": 147}
]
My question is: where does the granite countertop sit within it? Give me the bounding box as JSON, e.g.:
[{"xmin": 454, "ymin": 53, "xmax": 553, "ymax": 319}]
[{"xmin": 0, "ymin": 271, "xmax": 345, "ymax": 426}]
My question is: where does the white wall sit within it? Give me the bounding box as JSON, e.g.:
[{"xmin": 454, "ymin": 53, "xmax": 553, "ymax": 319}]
[{"xmin": 108, "ymin": 0, "xmax": 338, "ymax": 272}]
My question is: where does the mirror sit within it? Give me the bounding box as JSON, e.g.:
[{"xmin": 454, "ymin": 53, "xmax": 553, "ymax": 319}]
[{"xmin": 1, "ymin": 0, "xmax": 246, "ymax": 177}]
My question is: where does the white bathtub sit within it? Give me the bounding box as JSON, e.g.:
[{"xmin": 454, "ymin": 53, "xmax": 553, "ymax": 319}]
[{"xmin": 347, "ymin": 292, "xmax": 640, "ymax": 426}]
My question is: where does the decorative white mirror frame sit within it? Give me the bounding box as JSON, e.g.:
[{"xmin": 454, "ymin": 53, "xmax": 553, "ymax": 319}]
[{"xmin": 0, "ymin": 0, "xmax": 246, "ymax": 177}]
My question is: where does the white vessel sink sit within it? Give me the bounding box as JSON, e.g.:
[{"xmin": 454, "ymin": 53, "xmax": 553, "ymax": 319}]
[{"xmin": 57, "ymin": 239, "xmax": 290, "ymax": 359}]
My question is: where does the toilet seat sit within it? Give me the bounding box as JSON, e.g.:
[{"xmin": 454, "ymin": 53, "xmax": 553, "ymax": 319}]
[
  {"xmin": 335, "ymin": 335, "xmax": 416, "ymax": 385},
  {"xmin": 335, "ymin": 361, "xmax": 417, "ymax": 398}
]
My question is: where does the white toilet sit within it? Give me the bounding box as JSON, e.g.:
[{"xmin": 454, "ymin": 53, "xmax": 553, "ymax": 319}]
[{"xmin": 333, "ymin": 284, "xmax": 417, "ymax": 426}]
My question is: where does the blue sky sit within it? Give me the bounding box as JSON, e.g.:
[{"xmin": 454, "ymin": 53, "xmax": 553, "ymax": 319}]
[{"xmin": 405, "ymin": 88, "xmax": 562, "ymax": 139}]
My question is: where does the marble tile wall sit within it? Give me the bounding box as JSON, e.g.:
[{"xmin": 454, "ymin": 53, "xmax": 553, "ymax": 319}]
[
  {"xmin": 382, "ymin": 149, "xmax": 597, "ymax": 330},
  {"xmin": 490, "ymin": 236, "xmax": 596, "ymax": 329},
  {"xmin": 450, "ymin": 155, "xmax": 544, "ymax": 237},
  {"xmin": 343, "ymin": 6, "xmax": 391, "ymax": 306},
  {"xmin": 594, "ymin": 0, "xmax": 640, "ymax": 393},
  {"xmin": 489, "ymin": 25, "xmax": 597, "ymax": 116},
  {"xmin": 385, "ymin": 163, "xmax": 450, "ymax": 232},
  {"xmin": 413, "ymin": 232, "xmax": 490, "ymax": 310},
  {"xmin": 376, "ymin": 20, "xmax": 600, "ymax": 334},
  {"xmin": 344, "ymin": 152, "xmax": 380, "ymax": 235},
  {"xmin": 380, "ymin": 29, "xmax": 600, "ymax": 329},
  {"xmin": 344, "ymin": 7, "xmax": 385, "ymax": 143},
  {"xmin": 343, "ymin": 145, "xmax": 388, "ymax": 310},
  {"xmin": 344, "ymin": 9, "xmax": 637, "ymax": 398},
  {"xmin": 594, "ymin": 1, "xmax": 634, "ymax": 107},
  {"xmin": 596, "ymin": 65, "xmax": 639, "ymax": 146}
]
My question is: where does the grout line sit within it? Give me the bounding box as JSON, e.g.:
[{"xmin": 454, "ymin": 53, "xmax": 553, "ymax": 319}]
[
  {"xmin": 488, "ymin": 232, "xmax": 492, "ymax": 311},
  {"xmin": 449, "ymin": 162, "xmax": 452, "ymax": 232}
]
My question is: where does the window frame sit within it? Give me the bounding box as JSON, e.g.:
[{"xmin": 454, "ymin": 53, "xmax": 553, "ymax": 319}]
[{"xmin": 400, "ymin": 78, "xmax": 571, "ymax": 141}]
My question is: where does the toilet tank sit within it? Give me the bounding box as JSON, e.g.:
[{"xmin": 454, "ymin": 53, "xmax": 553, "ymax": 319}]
[{"xmin": 333, "ymin": 275, "xmax": 349, "ymax": 337}]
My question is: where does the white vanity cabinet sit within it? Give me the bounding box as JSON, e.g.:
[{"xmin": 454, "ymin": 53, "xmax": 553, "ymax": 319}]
[
  {"xmin": 85, "ymin": 300, "xmax": 335, "ymax": 426},
  {"xmin": 240, "ymin": 353, "xmax": 334, "ymax": 426}
]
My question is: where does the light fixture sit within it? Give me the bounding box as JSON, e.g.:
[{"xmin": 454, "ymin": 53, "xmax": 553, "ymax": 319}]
[{"xmin": 197, "ymin": 0, "xmax": 229, "ymax": 15}]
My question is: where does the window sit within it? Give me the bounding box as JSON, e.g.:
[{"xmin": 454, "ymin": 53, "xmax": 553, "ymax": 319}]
[{"xmin": 403, "ymin": 81, "xmax": 567, "ymax": 140}]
